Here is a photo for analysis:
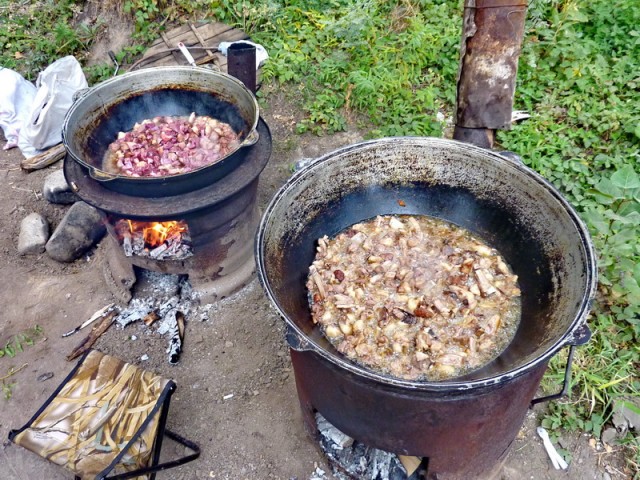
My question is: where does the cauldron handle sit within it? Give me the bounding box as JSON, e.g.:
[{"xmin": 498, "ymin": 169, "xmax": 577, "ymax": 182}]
[{"xmin": 530, "ymin": 324, "xmax": 592, "ymax": 407}]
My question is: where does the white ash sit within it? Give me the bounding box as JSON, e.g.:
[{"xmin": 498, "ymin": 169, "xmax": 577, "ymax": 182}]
[
  {"xmin": 199, "ymin": 304, "xmax": 213, "ymax": 321},
  {"xmin": 116, "ymin": 297, "xmax": 153, "ymax": 327},
  {"xmin": 114, "ymin": 273, "xmax": 196, "ymax": 364},
  {"xmin": 309, "ymin": 466, "xmax": 329, "ymax": 480},
  {"xmin": 157, "ymin": 295, "xmax": 180, "ymax": 319},
  {"xmin": 316, "ymin": 413, "xmax": 409, "ymax": 480},
  {"xmin": 123, "ymin": 228, "xmax": 193, "ymax": 261},
  {"xmin": 317, "ymin": 415, "xmax": 354, "ymax": 449},
  {"xmin": 158, "ymin": 309, "xmax": 182, "ymax": 364}
]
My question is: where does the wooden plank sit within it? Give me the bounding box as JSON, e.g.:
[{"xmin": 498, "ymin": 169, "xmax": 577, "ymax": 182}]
[
  {"xmin": 160, "ymin": 31, "xmax": 183, "ymax": 65},
  {"xmin": 144, "ymin": 23, "xmax": 234, "ymax": 57},
  {"xmin": 133, "ymin": 21, "xmax": 251, "ymax": 72},
  {"xmin": 190, "ymin": 22, "xmax": 216, "ymax": 57},
  {"xmin": 20, "ymin": 143, "xmax": 65, "ymax": 171}
]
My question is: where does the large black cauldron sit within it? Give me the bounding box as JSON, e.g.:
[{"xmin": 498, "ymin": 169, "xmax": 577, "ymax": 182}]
[{"xmin": 255, "ymin": 137, "xmax": 597, "ymax": 478}]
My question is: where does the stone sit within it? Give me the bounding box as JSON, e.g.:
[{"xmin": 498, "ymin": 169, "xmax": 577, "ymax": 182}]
[
  {"xmin": 601, "ymin": 427, "xmax": 618, "ymax": 445},
  {"xmin": 46, "ymin": 201, "xmax": 106, "ymax": 262},
  {"xmin": 37, "ymin": 372, "xmax": 54, "ymax": 382},
  {"xmin": 613, "ymin": 398, "xmax": 640, "ymax": 430},
  {"xmin": 17, "ymin": 212, "xmax": 49, "ymax": 255},
  {"xmin": 43, "ymin": 169, "xmax": 79, "ymax": 205}
]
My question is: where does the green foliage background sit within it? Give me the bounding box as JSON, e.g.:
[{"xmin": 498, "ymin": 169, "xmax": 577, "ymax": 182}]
[{"xmin": 1, "ymin": 0, "xmax": 638, "ymax": 474}]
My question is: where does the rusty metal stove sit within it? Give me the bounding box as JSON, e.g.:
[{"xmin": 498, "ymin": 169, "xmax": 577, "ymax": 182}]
[{"xmin": 64, "ymin": 119, "xmax": 271, "ymax": 303}]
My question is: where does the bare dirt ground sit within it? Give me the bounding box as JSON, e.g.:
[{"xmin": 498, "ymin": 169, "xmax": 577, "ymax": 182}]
[{"xmin": 0, "ymin": 13, "xmax": 633, "ymax": 476}]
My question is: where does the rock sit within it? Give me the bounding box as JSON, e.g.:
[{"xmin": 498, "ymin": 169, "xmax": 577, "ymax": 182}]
[
  {"xmin": 613, "ymin": 398, "xmax": 640, "ymax": 431},
  {"xmin": 17, "ymin": 212, "xmax": 49, "ymax": 255},
  {"xmin": 46, "ymin": 201, "xmax": 106, "ymax": 262},
  {"xmin": 43, "ymin": 169, "xmax": 79, "ymax": 204},
  {"xmin": 601, "ymin": 427, "xmax": 618, "ymax": 445},
  {"xmin": 36, "ymin": 372, "xmax": 54, "ymax": 382}
]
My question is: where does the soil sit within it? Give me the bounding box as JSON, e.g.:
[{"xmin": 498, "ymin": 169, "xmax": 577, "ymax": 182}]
[{"xmin": 0, "ymin": 26, "xmax": 633, "ymax": 480}]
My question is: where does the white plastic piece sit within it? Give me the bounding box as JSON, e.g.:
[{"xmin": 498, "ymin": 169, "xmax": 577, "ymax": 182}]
[
  {"xmin": 0, "ymin": 68, "xmax": 36, "ymax": 150},
  {"xmin": 19, "ymin": 56, "xmax": 88, "ymax": 157},
  {"xmin": 536, "ymin": 426, "xmax": 569, "ymax": 470},
  {"xmin": 511, "ymin": 110, "xmax": 531, "ymax": 122},
  {"xmin": 177, "ymin": 42, "xmax": 197, "ymax": 67}
]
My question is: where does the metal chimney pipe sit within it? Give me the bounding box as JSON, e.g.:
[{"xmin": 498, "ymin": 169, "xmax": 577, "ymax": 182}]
[
  {"xmin": 453, "ymin": 0, "xmax": 528, "ymax": 149},
  {"xmin": 227, "ymin": 42, "xmax": 257, "ymax": 94}
]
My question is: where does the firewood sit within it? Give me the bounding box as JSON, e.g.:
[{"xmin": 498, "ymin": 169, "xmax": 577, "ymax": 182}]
[
  {"xmin": 66, "ymin": 310, "xmax": 117, "ymax": 361},
  {"xmin": 20, "ymin": 143, "xmax": 66, "ymax": 172},
  {"xmin": 143, "ymin": 311, "xmax": 160, "ymax": 327},
  {"xmin": 177, "ymin": 311, "xmax": 185, "ymax": 339},
  {"xmin": 398, "ymin": 455, "xmax": 422, "ymax": 476},
  {"xmin": 62, "ymin": 303, "xmax": 116, "ymax": 337}
]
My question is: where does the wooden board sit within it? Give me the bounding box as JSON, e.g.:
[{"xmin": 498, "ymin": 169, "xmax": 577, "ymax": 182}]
[{"xmin": 130, "ymin": 21, "xmax": 250, "ymax": 72}]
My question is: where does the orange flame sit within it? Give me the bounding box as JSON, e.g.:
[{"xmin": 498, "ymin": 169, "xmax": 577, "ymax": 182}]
[{"xmin": 124, "ymin": 220, "xmax": 187, "ymax": 248}]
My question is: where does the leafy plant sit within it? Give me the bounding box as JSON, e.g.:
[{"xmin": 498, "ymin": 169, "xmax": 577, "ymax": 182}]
[
  {"xmin": 1, "ymin": 326, "xmax": 43, "ymax": 400},
  {"xmin": 0, "ymin": 325, "xmax": 44, "ymax": 358},
  {"xmin": 0, "ymin": 0, "xmax": 101, "ymax": 80},
  {"xmin": 2, "ymin": 381, "xmax": 16, "ymax": 400}
]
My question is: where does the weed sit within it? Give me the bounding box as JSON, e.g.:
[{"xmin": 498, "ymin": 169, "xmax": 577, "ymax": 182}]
[
  {"xmin": 0, "ymin": 0, "xmax": 101, "ymax": 80},
  {"xmin": 0, "ymin": 325, "xmax": 44, "ymax": 358},
  {"xmin": 0, "ymin": 326, "xmax": 43, "ymax": 401}
]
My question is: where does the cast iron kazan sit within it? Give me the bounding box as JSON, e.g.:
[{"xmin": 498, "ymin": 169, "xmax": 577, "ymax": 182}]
[
  {"xmin": 61, "ymin": 66, "xmax": 259, "ymax": 197},
  {"xmin": 255, "ymin": 137, "xmax": 597, "ymax": 479}
]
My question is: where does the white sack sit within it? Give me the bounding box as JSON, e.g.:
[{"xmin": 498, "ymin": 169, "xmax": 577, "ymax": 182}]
[
  {"xmin": 19, "ymin": 56, "xmax": 87, "ymax": 157},
  {"xmin": 0, "ymin": 68, "xmax": 37, "ymax": 150}
]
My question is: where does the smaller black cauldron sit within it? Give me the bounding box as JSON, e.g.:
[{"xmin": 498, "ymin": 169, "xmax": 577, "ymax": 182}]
[{"xmin": 62, "ymin": 67, "xmax": 259, "ymax": 197}]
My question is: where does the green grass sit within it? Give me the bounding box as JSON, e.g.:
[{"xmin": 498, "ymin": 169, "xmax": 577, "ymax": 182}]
[
  {"xmin": 1, "ymin": 0, "xmax": 638, "ymax": 474},
  {"xmin": 0, "ymin": 0, "xmax": 100, "ymax": 80}
]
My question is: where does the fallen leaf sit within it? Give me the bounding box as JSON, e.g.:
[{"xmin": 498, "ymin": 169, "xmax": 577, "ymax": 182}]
[{"xmin": 14, "ymin": 51, "xmax": 24, "ymax": 59}]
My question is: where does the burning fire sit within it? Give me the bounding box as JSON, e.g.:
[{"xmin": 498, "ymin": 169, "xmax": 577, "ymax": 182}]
[
  {"xmin": 126, "ymin": 220, "xmax": 187, "ymax": 248},
  {"xmin": 114, "ymin": 218, "xmax": 193, "ymax": 260}
]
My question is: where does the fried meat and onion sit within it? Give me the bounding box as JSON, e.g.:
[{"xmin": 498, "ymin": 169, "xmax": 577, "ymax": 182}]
[{"xmin": 307, "ymin": 215, "xmax": 521, "ymax": 381}]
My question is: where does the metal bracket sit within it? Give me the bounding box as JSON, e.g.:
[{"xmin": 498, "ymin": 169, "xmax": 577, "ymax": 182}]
[{"xmin": 530, "ymin": 324, "xmax": 592, "ymax": 407}]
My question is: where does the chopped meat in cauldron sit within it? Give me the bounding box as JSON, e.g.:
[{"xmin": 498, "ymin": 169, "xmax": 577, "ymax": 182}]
[
  {"xmin": 307, "ymin": 215, "xmax": 521, "ymax": 381},
  {"xmin": 104, "ymin": 113, "xmax": 240, "ymax": 177}
]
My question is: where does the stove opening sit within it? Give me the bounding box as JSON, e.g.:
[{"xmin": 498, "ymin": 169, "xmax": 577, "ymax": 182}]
[{"xmin": 114, "ymin": 218, "xmax": 193, "ymax": 260}]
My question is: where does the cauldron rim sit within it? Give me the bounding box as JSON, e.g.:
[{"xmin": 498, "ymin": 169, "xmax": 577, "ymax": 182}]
[{"xmin": 256, "ymin": 136, "xmax": 598, "ymax": 392}]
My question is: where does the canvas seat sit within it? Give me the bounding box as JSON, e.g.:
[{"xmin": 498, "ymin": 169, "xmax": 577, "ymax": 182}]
[{"xmin": 9, "ymin": 349, "xmax": 199, "ymax": 480}]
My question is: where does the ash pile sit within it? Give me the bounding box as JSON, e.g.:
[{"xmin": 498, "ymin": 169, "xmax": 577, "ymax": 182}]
[
  {"xmin": 316, "ymin": 413, "xmax": 426, "ymax": 480},
  {"xmin": 113, "ymin": 271, "xmax": 209, "ymax": 364},
  {"xmin": 63, "ymin": 270, "xmax": 213, "ymax": 365}
]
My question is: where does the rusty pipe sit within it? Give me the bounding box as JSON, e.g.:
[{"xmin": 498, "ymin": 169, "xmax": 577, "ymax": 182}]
[
  {"xmin": 227, "ymin": 42, "xmax": 257, "ymax": 94},
  {"xmin": 453, "ymin": 0, "xmax": 528, "ymax": 149}
]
